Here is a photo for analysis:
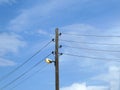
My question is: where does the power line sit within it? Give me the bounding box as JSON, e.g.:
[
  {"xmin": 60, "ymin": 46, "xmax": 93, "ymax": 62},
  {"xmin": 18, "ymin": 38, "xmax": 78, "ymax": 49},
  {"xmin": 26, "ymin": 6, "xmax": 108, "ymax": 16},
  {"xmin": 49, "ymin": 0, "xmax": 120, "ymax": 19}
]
[
  {"xmin": 63, "ymin": 53, "xmax": 120, "ymax": 62},
  {"xmin": 10, "ymin": 64, "xmax": 48, "ymax": 90},
  {"xmin": 63, "ymin": 45, "xmax": 120, "ymax": 52},
  {"xmin": 0, "ymin": 53, "xmax": 52, "ymax": 90},
  {"xmin": 0, "ymin": 40, "xmax": 52, "ymax": 82},
  {"xmin": 62, "ymin": 33, "xmax": 120, "ymax": 37},
  {"xmin": 61, "ymin": 39, "xmax": 120, "ymax": 46}
]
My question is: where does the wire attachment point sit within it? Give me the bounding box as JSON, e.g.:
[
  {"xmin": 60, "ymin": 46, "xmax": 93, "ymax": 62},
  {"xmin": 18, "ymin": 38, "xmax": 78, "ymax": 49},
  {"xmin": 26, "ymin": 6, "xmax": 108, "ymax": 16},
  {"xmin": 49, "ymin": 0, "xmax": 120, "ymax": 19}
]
[
  {"xmin": 52, "ymin": 51, "xmax": 55, "ymax": 55},
  {"xmin": 59, "ymin": 45, "xmax": 62, "ymax": 48},
  {"xmin": 52, "ymin": 38, "xmax": 55, "ymax": 42},
  {"xmin": 59, "ymin": 33, "xmax": 62, "ymax": 36},
  {"xmin": 59, "ymin": 53, "xmax": 63, "ymax": 56}
]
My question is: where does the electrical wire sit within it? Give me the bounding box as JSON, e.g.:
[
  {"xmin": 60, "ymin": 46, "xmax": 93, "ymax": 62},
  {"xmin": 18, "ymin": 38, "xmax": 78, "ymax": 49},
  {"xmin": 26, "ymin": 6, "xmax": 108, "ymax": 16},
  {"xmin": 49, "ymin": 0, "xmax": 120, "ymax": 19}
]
[
  {"xmin": 63, "ymin": 53, "xmax": 120, "ymax": 62},
  {"xmin": 63, "ymin": 33, "xmax": 120, "ymax": 37},
  {"xmin": 10, "ymin": 64, "xmax": 49, "ymax": 90},
  {"xmin": 0, "ymin": 40, "xmax": 52, "ymax": 82},
  {"xmin": 0, "ymin": 53, "xmax": 52, "ymax": 90},
  {"xmin": 61, "ymin": 39, "xmax": 120, "ymax": 46},
  {"xmin": 63, "ymin": 45, "xmax": 120, "ymax": 52}
]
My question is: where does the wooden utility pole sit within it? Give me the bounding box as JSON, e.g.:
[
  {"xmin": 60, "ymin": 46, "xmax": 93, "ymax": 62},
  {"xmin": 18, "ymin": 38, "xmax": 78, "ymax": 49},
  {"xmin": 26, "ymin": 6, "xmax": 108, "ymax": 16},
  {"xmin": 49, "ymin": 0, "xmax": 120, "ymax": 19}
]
[{"xmin": 55, "ymin": 28, "xmax": 59, "ymax": 90}]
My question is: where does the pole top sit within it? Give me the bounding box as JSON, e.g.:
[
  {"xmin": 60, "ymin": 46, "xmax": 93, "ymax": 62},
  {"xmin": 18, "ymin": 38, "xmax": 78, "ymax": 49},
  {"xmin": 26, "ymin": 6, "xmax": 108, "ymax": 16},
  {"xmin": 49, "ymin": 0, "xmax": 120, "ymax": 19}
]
[{"xmin": 56, "ymin": 28, "xmax": 59, "ymax": 30}]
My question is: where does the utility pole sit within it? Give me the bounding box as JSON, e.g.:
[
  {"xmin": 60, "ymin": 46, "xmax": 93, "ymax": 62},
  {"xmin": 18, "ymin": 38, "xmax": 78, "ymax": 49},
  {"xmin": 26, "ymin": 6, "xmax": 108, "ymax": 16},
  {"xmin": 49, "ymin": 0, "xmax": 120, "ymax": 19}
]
[{"xmin": 55, "ymin": 28, "xmax": 59, "ymax": 90}]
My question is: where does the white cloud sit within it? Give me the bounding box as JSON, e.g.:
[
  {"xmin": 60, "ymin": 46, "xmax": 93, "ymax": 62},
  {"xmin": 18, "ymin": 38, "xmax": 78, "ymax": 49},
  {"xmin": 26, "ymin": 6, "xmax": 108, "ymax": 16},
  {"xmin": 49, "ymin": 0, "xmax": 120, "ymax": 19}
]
[
  {"xmin": 0, "ymin": 33, "xmax": 26, "ymax": 54},
  {"xmin": 87, "ymin": 86, "xmax": 109, "ymax": 90},
  {"xmin": 8, "ymin": 0, "xmax": 91, "ymax": 32},
  {"xmin": 61, "ymin": 83, "xmax": 86, "ymax": 90},
  {"xmin": 38, "ymin": 29, "xmax": 48, "ymax": 35},
  {"xmin": 109, "ymin": 66, "xmax": 120, "ymax": 90},
  {"xmin": 91, "ymin": 66, "xmax": 120, "ymax": 90},
  {"xmin": 60, "ymin": 83, "xmax": 109, "ymax": 90},
  {"xmin": 0, "ymin": 58, "xmax": 15, "ymax": 66},
  {"xmin": 0, "ymin": 33, "xmax": 26, "ymax": 66},
  {"xmin": 0, "ymin": 0, "xmax": 16, "ymax": 5}
]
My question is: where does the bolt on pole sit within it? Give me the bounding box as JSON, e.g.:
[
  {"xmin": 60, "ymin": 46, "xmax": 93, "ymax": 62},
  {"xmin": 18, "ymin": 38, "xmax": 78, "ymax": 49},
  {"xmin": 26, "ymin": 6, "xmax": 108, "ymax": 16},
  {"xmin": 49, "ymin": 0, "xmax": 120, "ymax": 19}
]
[{"xmin": 55, "ymin": 28, "xmax": 59, "ymax": 90}]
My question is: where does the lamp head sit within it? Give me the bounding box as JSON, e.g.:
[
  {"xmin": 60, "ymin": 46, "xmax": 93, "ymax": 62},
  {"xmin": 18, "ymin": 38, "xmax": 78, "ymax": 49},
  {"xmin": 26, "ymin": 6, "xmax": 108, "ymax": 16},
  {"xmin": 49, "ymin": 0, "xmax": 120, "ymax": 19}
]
[{"xmin": 45, "ymin": 58, "xmax": 52, "ymax": 64}]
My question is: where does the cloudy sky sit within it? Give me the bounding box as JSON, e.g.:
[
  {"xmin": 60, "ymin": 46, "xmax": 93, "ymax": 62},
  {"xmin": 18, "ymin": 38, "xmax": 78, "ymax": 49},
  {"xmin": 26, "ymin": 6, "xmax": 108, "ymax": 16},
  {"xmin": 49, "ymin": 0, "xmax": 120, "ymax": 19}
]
[{"xmin": 0, "ymin": 0, "xmax": 120, "ymax": 90}]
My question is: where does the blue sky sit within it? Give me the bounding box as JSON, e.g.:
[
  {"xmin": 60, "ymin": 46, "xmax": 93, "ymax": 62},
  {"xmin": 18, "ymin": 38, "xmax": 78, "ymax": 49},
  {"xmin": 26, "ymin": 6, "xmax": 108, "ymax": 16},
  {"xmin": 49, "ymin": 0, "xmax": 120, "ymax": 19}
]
[{"xmin": 0, "ymin": 0, "xmax": 120, "ymax": 90}]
